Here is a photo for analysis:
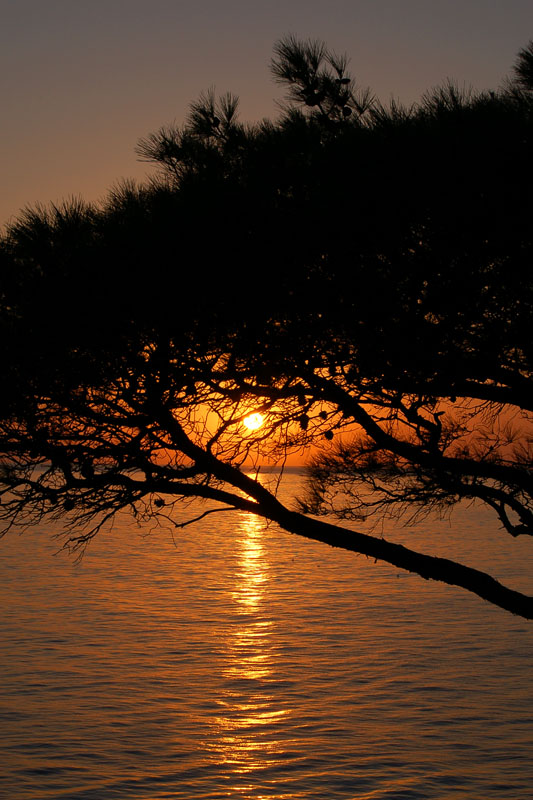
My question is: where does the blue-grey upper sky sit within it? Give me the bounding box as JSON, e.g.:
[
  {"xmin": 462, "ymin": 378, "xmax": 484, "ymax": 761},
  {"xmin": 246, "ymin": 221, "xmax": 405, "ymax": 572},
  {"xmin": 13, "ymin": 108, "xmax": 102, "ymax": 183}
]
[{"xmin": 2, "ymin": 0, "xmax": 532, "ymax": 225}]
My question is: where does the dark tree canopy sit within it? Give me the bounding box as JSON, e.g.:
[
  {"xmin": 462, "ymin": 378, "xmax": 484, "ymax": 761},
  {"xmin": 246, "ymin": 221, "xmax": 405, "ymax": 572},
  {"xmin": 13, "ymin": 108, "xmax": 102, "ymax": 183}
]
[{"xmin": 1, "ymin": 37, "xmax": 533, "ymax": 618}]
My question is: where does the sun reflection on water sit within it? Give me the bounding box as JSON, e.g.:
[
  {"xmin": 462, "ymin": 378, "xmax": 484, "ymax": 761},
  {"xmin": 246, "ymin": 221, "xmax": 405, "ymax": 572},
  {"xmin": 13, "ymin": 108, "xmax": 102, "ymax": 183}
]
[
  {"xmin": 231, "ymin": 514, "xmax": 268, "ymax": 614},
  {"xmin": 206, "ymin": 511, "xmax": 291, "ymax": 787}
]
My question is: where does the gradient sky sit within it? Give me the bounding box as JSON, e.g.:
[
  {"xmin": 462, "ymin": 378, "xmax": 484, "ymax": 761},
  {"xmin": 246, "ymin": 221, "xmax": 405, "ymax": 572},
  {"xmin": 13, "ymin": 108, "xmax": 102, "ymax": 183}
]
[{"xmin": 2, "ymin": 0, "xmax": 532, "ymax": 226}]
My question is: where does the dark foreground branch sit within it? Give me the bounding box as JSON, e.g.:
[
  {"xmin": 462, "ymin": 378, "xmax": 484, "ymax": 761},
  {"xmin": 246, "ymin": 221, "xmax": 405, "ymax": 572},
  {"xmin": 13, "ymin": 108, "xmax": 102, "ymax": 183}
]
[
  {"xmin": 256, "ymin": 504, "xmax": 533, "ymax": 620},
  {"xmin": 142, "ymin": 418, "xmax": 533, "ymax": 619}
]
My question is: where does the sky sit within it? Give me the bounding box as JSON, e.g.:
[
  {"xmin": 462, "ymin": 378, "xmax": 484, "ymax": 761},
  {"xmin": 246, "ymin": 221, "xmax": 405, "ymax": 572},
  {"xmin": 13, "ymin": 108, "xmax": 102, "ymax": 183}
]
[{"xmin": 2, "ymin": 0, "xmax": 532, "ymax": 227}]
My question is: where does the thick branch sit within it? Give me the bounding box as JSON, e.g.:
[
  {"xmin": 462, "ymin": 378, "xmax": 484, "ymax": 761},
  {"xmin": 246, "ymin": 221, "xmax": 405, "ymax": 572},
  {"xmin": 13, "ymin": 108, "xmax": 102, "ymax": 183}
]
[{"xmin": 259, "ymin": 505, "xmax": 533, "ymax": 620}]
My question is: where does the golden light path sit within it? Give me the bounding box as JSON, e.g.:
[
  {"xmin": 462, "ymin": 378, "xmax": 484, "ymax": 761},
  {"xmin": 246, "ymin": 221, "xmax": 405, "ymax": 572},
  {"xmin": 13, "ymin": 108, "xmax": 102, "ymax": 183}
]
[{"xmin": 207, "ymin": 510, "xmax": 291, "ymax": 791}]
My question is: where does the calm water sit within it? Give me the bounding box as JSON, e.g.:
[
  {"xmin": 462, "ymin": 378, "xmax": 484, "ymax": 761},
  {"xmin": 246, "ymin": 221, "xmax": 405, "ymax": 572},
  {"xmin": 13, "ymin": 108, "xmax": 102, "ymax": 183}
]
[{"xmin": 1, "ymin": 471, "xmax": 532, "ymax": 799}]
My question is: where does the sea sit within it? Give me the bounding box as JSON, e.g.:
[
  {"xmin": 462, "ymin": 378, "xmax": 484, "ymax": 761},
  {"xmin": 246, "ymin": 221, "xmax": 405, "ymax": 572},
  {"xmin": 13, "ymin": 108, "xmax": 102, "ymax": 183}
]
[{"xmin": 1, "ymin": 469, "xmax": 532, "ymax": 799}]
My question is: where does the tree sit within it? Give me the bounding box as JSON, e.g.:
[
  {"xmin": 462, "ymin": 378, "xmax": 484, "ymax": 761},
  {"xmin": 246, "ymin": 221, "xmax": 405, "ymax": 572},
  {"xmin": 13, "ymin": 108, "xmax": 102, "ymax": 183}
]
[{"xmin": 1, "ymin": 37, "xmax": 532, "ymax": 618}]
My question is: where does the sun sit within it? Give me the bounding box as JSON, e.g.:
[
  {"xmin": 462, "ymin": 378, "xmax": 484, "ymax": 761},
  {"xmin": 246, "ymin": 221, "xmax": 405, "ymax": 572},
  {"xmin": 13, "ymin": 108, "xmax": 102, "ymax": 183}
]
[{"xmin": 243, "ymin": 412, "xmax": 265, "ymax": 431}]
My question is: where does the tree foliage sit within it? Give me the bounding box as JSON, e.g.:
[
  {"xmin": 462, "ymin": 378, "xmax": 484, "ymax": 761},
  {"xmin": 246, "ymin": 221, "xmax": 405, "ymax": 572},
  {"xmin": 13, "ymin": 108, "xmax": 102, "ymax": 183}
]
[{"xmin": 1, "ymin": 37, "xmax": 533, "ymax": 617}]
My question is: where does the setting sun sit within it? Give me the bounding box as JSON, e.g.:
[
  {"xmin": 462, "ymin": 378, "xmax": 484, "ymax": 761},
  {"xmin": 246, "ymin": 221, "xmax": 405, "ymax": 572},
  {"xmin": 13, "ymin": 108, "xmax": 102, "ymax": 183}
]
[{"xmin": 243, "ymin": 413, "xmax": 264, "ymax": 431}]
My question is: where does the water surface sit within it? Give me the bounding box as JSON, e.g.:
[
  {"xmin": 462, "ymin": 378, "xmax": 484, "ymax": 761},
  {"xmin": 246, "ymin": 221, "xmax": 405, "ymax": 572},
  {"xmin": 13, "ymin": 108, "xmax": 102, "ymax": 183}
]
[{"xmin": 1, "ymin": 472, "xmax": 532, "ymax": 798}]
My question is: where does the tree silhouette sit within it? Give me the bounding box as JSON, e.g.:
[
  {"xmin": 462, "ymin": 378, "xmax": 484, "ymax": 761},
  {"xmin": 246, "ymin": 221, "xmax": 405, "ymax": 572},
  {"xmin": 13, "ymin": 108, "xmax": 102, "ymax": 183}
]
[
  {"xmin": 1, "ymin": 37, "xmax": 532, "ymax": 617},
  {"xmin": 513, "ymin": 40, "xmax": 533, "ymax": 90}
]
